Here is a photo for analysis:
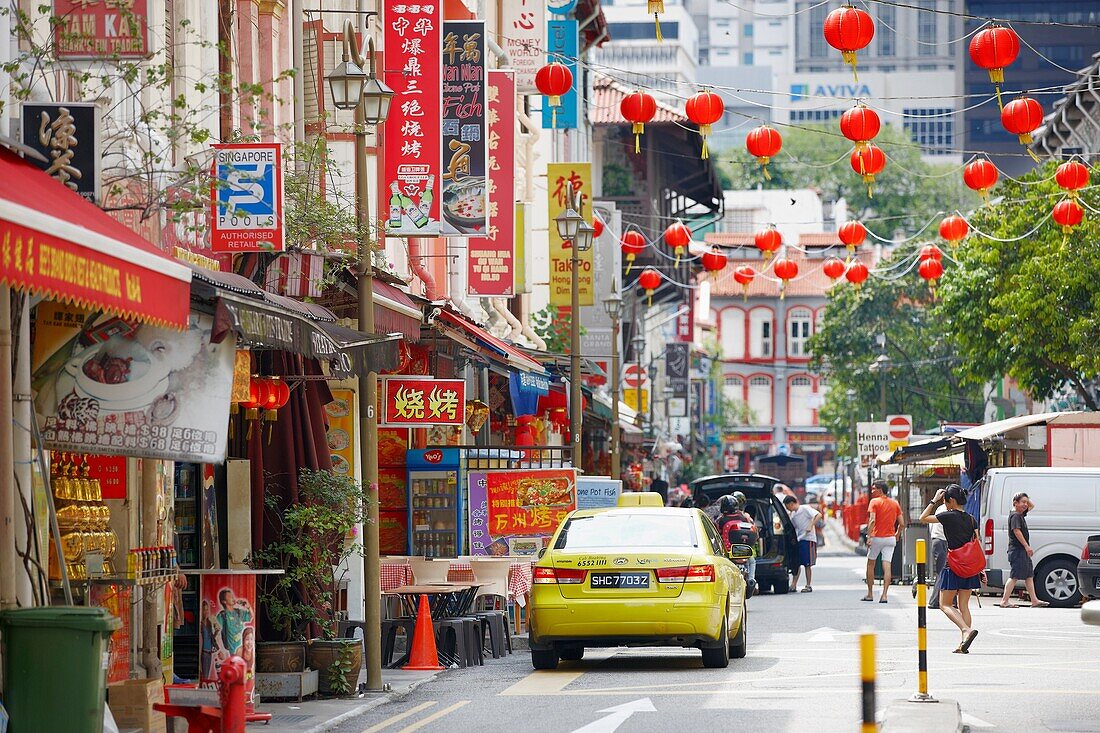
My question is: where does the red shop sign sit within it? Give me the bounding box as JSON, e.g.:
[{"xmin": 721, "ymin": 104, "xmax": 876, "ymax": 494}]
[
  {"xmin": 381, "ymin": 377, "xmax": 465, "ymax": 427},
  {"xmin": 85, "ymin": 455, "xmax": 128, "ymax": 500},
  {"xmin": 467, "ymin": 70, "xmax": 516, "ymax": 297},
  {"xmin": 383, "ymin": 2, "xmax": 443, "ymax": 236},
  {"xmin": 54, "ymin": 0, "xmax": 150, "ymax": 59}
]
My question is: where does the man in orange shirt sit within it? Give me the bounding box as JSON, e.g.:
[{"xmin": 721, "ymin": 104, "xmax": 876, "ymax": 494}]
[{"xmin": 862, "ymin": 480, "xmax": 906, "ymax": 603}]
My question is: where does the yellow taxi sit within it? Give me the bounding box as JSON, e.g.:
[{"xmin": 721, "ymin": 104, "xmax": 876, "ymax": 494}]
[{"xmin": 528, "ymin": 492, "xmax": 750, "ymax": 669}]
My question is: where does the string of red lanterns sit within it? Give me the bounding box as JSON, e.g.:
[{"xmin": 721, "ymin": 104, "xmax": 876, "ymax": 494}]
[
  {"xmin": 850, "ymin": 144, "xmax": 886, "ymax": 198},
  {"xmin": 1055, "ymin": 160, "xmax": 1090, "ymax": 197},
  {"xmin": 638, "ymin": 266, "xmax": 662, "ymax": 305},
  {"xmin": 535, "ymin": 62, "xmax": 573, "ymax": 129},
  {"xmin": 620, "ymin": 90, "xmax": 657, "ymax": 154},
  {"xmin": 620, "ymin": 229, "xmax": 647, "ymax": 274},
  {"xmin": 823, "ymin": 5, "xmax": 875, "ymax": 81},
  {"xmin": 663, "ymin": 221, "xmax": 692, "ymax": 263},
  {"xmin": 837, "ymin": 220, "xmax": 867, "ymax": 255},
  {"xmin": 754, "ymin": 225, "xmax": 783, "ymax": 260},
  {"xmin": 733, "ymin": 265, "xmax": 756, "ymax": 301},
  {"xmin": 963, "ymin": 158, "xmax": 999, "ymax": 203},
  {"xmin": 968, "ymin": 24, "xmax": 1020, "ymax": 109},
  {"xmin": 839, "ymin": 103, "xmax": 880, "ymax": 154},
  {"xmin": 939, "ymin": 215, "xmax": 970, "ymax": 248},
  {"xmin": 701, "ymin": 246, "xmax": 727, "ymax": 277},
  {"xmin": 823, "ymin": 257, "xmax": 846, "ymax": 280},
  {"xmin": 1000, "ymin": 95, "xmax": 1043, "ymax": 161},
  {"xmin": 685, "ymin": 90, "xmax": 725, "ymax": 160},
  {"xmin": 745, "ymin": 124, "xmax": 783, "ymax": 180},
  {"xmin": 1052, "ymin": 199, "xmax": 1084, "ymax": 244},
  {"xmin": 773, "ymin": 257, "xmax": 799, "ymax": 299}
]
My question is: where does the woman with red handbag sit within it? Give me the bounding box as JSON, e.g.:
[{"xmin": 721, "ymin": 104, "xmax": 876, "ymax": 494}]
[{"xmin": 920, "ymin": 485, "xmax": 983, "ymax": 653}]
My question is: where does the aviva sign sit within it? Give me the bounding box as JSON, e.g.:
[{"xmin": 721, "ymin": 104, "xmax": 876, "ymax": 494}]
[{"xmin": 789, "ymin": 82, "xmax": 873, "ymax": 101}]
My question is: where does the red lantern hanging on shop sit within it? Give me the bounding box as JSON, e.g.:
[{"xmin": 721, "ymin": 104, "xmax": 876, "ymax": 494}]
[
  {"xmin": 919, "ymin": 244, "xmax": 943, "ymax": 262},
  {"xmin": 1052, "ymin": 199, "xmax": 1084, "ymax": 243},
  {"xmin": 701, "ymin": 247, "xmax": 727, "ymax": 276},
  {"xmin": 754, "ymin": 225, "xmax": 782, "ymax": 260},
  {"xmin": 621, "ymin": 229, "xmax": 647, "ymax": 274},
  {"xmin": 535, "ymin": 62, "xmax": 573, "ymax": 129},
  {"xmin": 773, "ymin": 257, "xmax": 798, "ymax": 299},
  {"xmin": 823, "ymin": 257, "xmax": 846, "ymax": 280},
  {"xmin": 840, "ymin": 103, "xmax": 881, "ymax": 152},
  {"xmin": 837, "ymin": 220, "xmax": 867, "ymax": 255},
  {"xmin": 241, "ymin": 377, "xmax": 270, "ymax": 440},
  {"xmin": 963, "ymin": 158, "xmax": 999, "ymax": 202},
  {"xmin": 968, "ymin": 24, "xmax": 1020, "ymax": 108},
  {"xmin": 850, "ymin": 144, "xmax": 886, "ymax": 198},
  {"xmin": 620, "ymin": 90, "xmax": 658, "ymax": 154},
  {"xmin": 664, "ymin": 221, "xmax": 692, "ymax": 263},
  {"xmin": 845, "ymin": 261, "xmax": 869, "ymax": 287},
  {"xmin": 1001, "ymin": 96, "xmax": 1043, "ymax": 160},
  {"xmin": 823, "ymin": 5, "xmax": 875, "ymax": 81},
  {"xmin": 1055, "ymin": 160, "xmax": 1090, "ymax": 197},
  {"xmin": 638, "ymin": 266, "xmax": 662, "ymax": 305},
  {"xmin": 745, "ymin": 124, "xmax": 783, "ymax": 180},
  {"xmin": 262, "ymin": 377, "xmax": 292, "ymax": 443},
  {"xmin": 918, "ymin": 257, "xmax": 945, "ymax": 294},
  {"xmin": 733, "ymin": 264, "xmax": 756, "ymax": 301},
  {"xmin": 685, "ymin": 90, "xmax": 725, "ymax": 160},
  {"xmin": 939, "ymin": 214, "xmax": 970, "ymax": 248}
]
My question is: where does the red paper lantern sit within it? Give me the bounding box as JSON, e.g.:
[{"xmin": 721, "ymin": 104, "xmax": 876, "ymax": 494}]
[
  {"xmin": 823, "ymin": 5, "xmax": 875, "ymax": 80},
  {"xmin": 621, "ymin": 230, "xmax": 647, "ymax": 274},
  {"xmin": 1055, "ymin": 160, "xmax": 1090, "ymax": 196},
  {"xmin": 1053, "ymin": 199, "xmax": 1084, "ymax": 240},
  {"xmin": 850, "ymin": 144, "xmax": 886, "ymax": 197},
  {"xmin": 963, "ymin": 158, "xmax": 999, "ymax": 201},
  {"xmin": 535, "ymin": 62, "xmax": 573, "ymax": 128},
  {"xmin": 754, "ymin": 226, "xmax": 782, "ymax": 260},
  {"xmin": 664, "ymin": 221, "xmax": 692, "ymax": 262},
  {"xmin": 773, "ymin": 257, "xmax": 798, "ymax": 299},
  {"xmin": 733, "ymin": 264, "xmax": 756, "ymax": 300},
  {"xmin": 823, "ymin": 257, "xmax": 846, "ymax": 280},
  {"xmin": 638, "ymin": 266, "xmax": 662, "ymax": 305},
  {"xmin": 919, "ymin": 244, "xmax": 943, "ymax": 262},
  {"xmin": 620, "ymin": 90, "xmax": 658, "ymax": 154},
  {"xmin": 837, "ymin": 220, "xmax": 867, "ymax": 253},
  {"xmin": 839, "ymin": 104, "xmax": 881, "ymax": 151},
  {"xmin": 845, "ymin": 261, "xmax": 869, "ymax": 286},
  {"xmin": 939, "ymin": 215, "xmax": 969, "ymax": 247},
  {"xmin": 745, "ymin": 125, "xmax": 783, "ymax": 179},
  {"xmin": 685, "ymin": 90, "xmax": 725, "ymax": 159},
  {"xmin": 592, "ymin": 215, "xmax": 605, "ymax": 238},
  {"xmin": 262, "ymin": 377, "xmax": 292, "ymax": 429},
  {"xmin": 701, "ymin": 247, "xmax": 727, "ymax": 274},
  {"xmin": 969, "ymin": 24, "xmax": 1019, "ymax": 105},
  {"xmin": 918, "ymin": 258, "xmax": 944, "ymax": 290},
  {"xmin": 1001, "ymin": 96, "xmax": 1043, "ymax": 147}
]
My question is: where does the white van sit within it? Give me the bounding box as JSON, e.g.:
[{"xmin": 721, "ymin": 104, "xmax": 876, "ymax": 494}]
[{"xmin": 979, "ymin": 468, "xmax": 1100, "ymax": 607}]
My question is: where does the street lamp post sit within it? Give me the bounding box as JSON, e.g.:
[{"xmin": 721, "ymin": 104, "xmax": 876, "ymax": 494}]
[
  {"xmin": 603, "ymin": 284, "xmax": 623, "ymax": 480},
  {"xmin": 555, "ymin": 191, "xmax": 592, "ymax": 470},
  {"xmin": 326, "ymin": 18, "xmax": 393, "ymax": 693},
  {"xmin": 631, "ymin": 331, "xmax": 645, "ymax": 435},
  {"xmin": 846, "ymin": 388, "xmax": 857, "ymax": 505}
]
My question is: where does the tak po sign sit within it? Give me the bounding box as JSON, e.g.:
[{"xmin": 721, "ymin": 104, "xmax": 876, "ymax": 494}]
[{"xmin": 382, "ymin": 377, "xmax": 466, "ymax": 427}]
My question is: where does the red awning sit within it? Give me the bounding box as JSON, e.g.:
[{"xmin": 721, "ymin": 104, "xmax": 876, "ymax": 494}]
[
  {"xmin": 373, "ymin": 280, "xmax": 423, "ymax": 341},
  {"xmin": 0, "ymin": 148, "xmax": 191, "ymax": 328},
  {"xmin": 435, "ymin": 310, "xmax": 547, "ymax": 375}
]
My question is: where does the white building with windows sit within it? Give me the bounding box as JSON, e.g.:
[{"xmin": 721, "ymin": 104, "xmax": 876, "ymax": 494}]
[{"xmin": 590, "ymin": 3, "xmax": 700, "ymax": 99}]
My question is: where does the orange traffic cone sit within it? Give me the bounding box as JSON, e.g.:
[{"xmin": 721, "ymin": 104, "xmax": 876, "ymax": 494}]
[{"xmin": 402, "ymin": 594, "xmax": 444, "ymax": 671}]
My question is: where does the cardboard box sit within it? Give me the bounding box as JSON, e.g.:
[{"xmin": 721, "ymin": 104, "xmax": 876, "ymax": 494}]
[{"xmin": 108, "ymin": 679, "xmax": 166, "ymax": 733}]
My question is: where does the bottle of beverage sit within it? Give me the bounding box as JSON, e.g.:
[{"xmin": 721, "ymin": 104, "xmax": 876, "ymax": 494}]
[
  {"xmin": 418, "ymin": 175, "xmax": 435, "ymax": 217},
  {"xmin": 388, "ymin": 182, "xmax": 404, "ymax": 228},
  {"xmin": 405, "ymin": 193, "xmax": 429, "ymax": 229}
]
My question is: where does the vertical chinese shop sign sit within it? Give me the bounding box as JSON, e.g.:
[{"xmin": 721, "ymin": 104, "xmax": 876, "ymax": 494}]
[
  {"xmin": 547, "ymin": 162, "xmax": 593, "ymax": 307},
  {"xmin": 441, "ymin": 21, "xmax": 487, "ymax": 237},
  {"xmin": 502, "ymin": 0, "xmax": 546, "ymax": 93},
  {"xmin": 541, "ymin": 20, "xmax": 578, "ymax": 130},
  {"xmin": 384, "ymin": 3, "xmax": 442, "ymax": 236},
  {"xmin": 467, "ymin": 71, "xmax": 516, "ymax": 297}
]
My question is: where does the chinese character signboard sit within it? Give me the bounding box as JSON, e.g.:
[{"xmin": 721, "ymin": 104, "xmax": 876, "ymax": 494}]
[
  {"xmin": 468, "ymin": 70, "xmax": 516, "ymax": 296},
  {"xmin": 33, "ymin": 308, "xmax": 237, "ymax": 463},
  {"xmin": 53, "ymin": 0, "xmax": 150, "ymax": 59},
  {"xmin": 541, "ymin": 20, "xmax": 578, "ymax": 129},
  {"xmin": 548, "ymin": 162, "xmax": 593, "ymax": 306},
  {"xmin": 483, "ymin": 468, "xmax": 576, "ymax": 543},
  {"xmin": 382, "ymin": 377, "xmax": 465, "ymax": 427},
  {"xmin": 209, "ymin": 143, "xmax": 285, "ymax": 252},
  {"xmin": 21, "ymin": 102, "xmax": 101, "ymax": 203},
  {"xmin": 441, "ymin": 20, "xmax": 487, "ymax": 236},
  {"xmin": 384, "ymin": 2, "xmax": 443, "ymax": 236},
  {"xmin": 502, "ymin": 0, "xmax": 545, "ymax": 93}
]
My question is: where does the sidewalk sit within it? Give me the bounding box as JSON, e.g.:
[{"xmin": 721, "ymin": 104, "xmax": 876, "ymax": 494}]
[
  {"xmin": 825, "ymin": 516, "xmax": 860, "ymax": 553},
  {"xmin": 257, "ymin": 668, "xmax": 441, "ymax": 733}
]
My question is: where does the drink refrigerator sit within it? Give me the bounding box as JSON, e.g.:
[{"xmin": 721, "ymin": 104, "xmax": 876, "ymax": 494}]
[{"xmin": 406, "ymin": 448, "xmax": 464, "ymax": 557}]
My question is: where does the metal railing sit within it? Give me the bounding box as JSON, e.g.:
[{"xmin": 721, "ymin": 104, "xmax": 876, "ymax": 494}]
[{"xmin": 428, "ymin": 445, "xmax": 574, "ymax": 472}]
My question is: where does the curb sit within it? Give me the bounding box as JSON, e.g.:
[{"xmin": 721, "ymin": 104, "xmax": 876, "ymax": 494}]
[
  {"xmin": 880, "ymin": 697, "xmax": 962, "ymax": 733},
  {"xmin": 300, "ymin": 672, "xmax": 441, "ymax": 733}
]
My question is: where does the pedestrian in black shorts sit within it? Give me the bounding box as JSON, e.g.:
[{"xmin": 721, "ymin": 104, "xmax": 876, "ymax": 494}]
[
  {"xmin": 999, "ymin": 492, "xmax": 1049, "ymax": 608},
  {"xmin": 920, "ymin": 485, "xmax": 980, "ymax": 653}
]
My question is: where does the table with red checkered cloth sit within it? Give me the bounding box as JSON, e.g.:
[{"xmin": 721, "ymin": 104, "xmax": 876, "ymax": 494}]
[
  {"xmin": 380, "ymin": 563, "xmax": 412, "ymax": 592},
  {"xmin": 448, "ymin": 561, "xmax": 533, "ymax": 604}
]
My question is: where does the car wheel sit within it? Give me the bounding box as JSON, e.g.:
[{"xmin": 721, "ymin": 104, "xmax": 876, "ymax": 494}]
[
  {"xmin": 531, "ymin": 649, "xmax": 560, "ymax": 670},
  {"xmin": 757, "ymin": 580, "xmax": 772, "ymax": 594},
  {"xmin": 701, "ymin": 613, "xmax": 730, "ymax": 669},
  {"xmin": 730, "ymin": 606, "xmax": 747, "ymax": 659},
  {"xmin": 1036, "ymin": 558, "xmax": 1081, "ymax": 608},
  {"xmin": 772, "ymin": 574, "xmax": 791, "ymax": 594},
  {"xmin": 559, "ymin": 646, "xmax": 584, "ymax": 661}
]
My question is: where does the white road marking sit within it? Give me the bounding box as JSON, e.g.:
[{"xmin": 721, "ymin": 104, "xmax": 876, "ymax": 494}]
[
  {"xmin": 962, "ymin": 712, "xmax": 997, "ymax": 728},
  {"xmin": 358, "ymin": 702, "xmax": 437, "ymax": 733},
  {"xmin": 569, "ymin": 698, "xmax": 656, "ymax": 733}
]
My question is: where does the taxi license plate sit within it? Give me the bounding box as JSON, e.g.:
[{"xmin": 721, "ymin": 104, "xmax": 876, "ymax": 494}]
[
  {"xmin": 590, "ymin": 572, "xmax": 650, "ymax": 589},
  {"xmin": 1094, "ymin": 577, "xmax": 1100, "ymax": 590}
]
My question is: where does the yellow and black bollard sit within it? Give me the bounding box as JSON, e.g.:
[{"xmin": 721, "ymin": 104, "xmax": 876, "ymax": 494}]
[
  {"xmin": 910, "ymin": 538, "xmax": 937, "ymax": 703},
  {"xmin": 860, "ymin": 632, "xmax": 877, "ymax": 732}
]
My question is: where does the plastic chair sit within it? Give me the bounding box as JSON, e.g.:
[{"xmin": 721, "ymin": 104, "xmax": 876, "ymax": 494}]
[
  {"xmin": 469, "ymin": 558, "xmax": 512, "ymax": 609},
  {"xmin": 409, "ymin": 557, "xmax": 452, "ymax": 585}
]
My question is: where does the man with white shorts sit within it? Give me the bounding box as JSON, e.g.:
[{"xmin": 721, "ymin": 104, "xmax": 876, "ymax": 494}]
[{"xmin": 863, "ymin": 480, "xmax": 905, "ymax": 603}]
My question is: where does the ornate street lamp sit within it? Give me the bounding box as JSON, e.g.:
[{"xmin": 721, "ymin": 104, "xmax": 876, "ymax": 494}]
[{"xmin": 603, "ymin": 285, "xmax": 624, "ymax": 480}]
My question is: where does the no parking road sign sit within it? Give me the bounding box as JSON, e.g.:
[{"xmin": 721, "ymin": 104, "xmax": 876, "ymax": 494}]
[{"xmin": 210, "ymin": 142, "xmax": 285, "ymax": 253}]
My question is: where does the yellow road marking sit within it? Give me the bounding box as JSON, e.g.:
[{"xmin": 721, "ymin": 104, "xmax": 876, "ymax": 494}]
[
  {"xmin": 396, "ymin": 701, "xmax": 470, "ymax": 733},
  {"xmin": 359, "ymin": 702, "xmax": 437, "ymax": 733},
  {"xmin": 499, "ymin": 649, "xmax": 618, "ymax": 696}
]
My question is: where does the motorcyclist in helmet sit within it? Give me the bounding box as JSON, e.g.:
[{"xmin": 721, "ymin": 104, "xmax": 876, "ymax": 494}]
[{"xmin": 717, "ymin": 492, "xmax": 759, "ymax": 594}]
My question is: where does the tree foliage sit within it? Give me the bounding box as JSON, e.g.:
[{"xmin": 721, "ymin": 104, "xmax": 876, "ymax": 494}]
[{"xmin": 934, "ymin": 163, "xmax": 1100, "ymax": 409}]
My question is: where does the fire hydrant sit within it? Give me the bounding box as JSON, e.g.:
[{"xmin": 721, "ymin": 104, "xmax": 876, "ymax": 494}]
[{"xmin": 153, "ymin": 655, "xmax": 248, "ymax": 733}]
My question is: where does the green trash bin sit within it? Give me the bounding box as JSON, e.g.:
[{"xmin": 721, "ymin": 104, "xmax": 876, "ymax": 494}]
[{"xmin": 0, "ymin": 606, "xmax": 121, "ymax": 733}]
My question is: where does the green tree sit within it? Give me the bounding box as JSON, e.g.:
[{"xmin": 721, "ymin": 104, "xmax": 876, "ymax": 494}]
[
  {"xmin": 810, "ymin": 250, "xmax": 985, "ymax": 452},
  {"xmin": 716, "ymin": 124, "xmax": 975, "ymax": 232},
  {"xmin": 531, "ymin": 306, "xmax": 583, "ymax": 354},
  {"xmin": 935, "ymin": 163, "xmax": 1100, "ymax": 409}
]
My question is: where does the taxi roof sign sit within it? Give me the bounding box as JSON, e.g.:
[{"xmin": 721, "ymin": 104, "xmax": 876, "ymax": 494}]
[{"xmin": 617, "ymin": 492, "xmax": 666, "ymax": 508}]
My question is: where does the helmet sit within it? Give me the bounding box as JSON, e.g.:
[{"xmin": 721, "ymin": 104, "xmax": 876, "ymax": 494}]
[
  {"xmin": 719, "ymin": 495, "xmax": 737, "ymax": 514},
  {"xmin": 731, "ymin": 491, "xmax": 748, "ymax": 510}
]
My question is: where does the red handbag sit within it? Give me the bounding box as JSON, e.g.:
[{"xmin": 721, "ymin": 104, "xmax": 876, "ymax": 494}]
[{"xmin": 947, "ymin": 538, "xmax": 986, "ymax": 578}]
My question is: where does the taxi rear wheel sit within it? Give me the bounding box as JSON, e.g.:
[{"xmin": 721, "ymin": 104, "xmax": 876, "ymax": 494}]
[
  {"xmin": 731, "ymin": 605, "xmax": 748, "ymax": 659},
  {"xmin": 701, "ymin": 612, "xmax": 730, "ymax": 668},
  {"xmin": 559, "ymin": 645, "xmax": 584, "ymax": 661},
  {"xmin": 531, "ymin": 648, "xmax": 559, "ymax": 670}
]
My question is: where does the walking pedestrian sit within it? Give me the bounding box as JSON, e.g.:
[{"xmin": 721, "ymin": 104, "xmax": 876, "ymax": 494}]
[
  {"xmin": 999, "ymin": 492, "xmax": 1049, "ymax": 608},
  {"xmin": 783, "ymin": 495, "xmax": 820, "ymax": 593},
  {"xmin": 927, "ymin": 506, "xmax": 947, "ymax": 609},
  {"xmin": 920, "ymin": 485, "xmax": 981, "ymax": 653},
  {"xmin": 862, "ymin": 480, "xmax": 906, "ymax": 603}
]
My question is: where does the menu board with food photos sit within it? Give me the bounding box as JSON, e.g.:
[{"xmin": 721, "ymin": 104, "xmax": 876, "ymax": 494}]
[
  {"xmin": 470, "ymin": 468, "xmax": 576, "ymax": 555},
  {"xmin": 324, "ymin": 389, "xmax": 355, "ymax": 477}
]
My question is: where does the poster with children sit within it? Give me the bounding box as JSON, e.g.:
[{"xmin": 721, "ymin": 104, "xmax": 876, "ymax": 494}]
[{"xmin": 199, "ymin": 573, "xmax": 256, "ymax": 702}]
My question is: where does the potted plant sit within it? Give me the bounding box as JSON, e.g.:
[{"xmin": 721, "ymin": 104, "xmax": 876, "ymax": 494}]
[{"xmin": 249, "ymin": 468, "xmax": 371, "ymax": 694}]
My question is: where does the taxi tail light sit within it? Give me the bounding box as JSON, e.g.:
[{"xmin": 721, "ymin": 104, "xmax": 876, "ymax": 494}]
[
  {"xmin": 655, "ymin": 565, "xmax": 715, "ymax": 583},
  {"xmin": 686, "ymin": 565, "xmax": 716, "ymax": 583},
  {"xmin": 533, "ymin": 567, "xmax": 587, "ymax": 584}
]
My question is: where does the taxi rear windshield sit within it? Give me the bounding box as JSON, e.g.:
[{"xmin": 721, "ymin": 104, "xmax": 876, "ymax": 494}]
[{"xmin": 554, "ymin": 513, "xmax": 699, "ymax": 550}]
